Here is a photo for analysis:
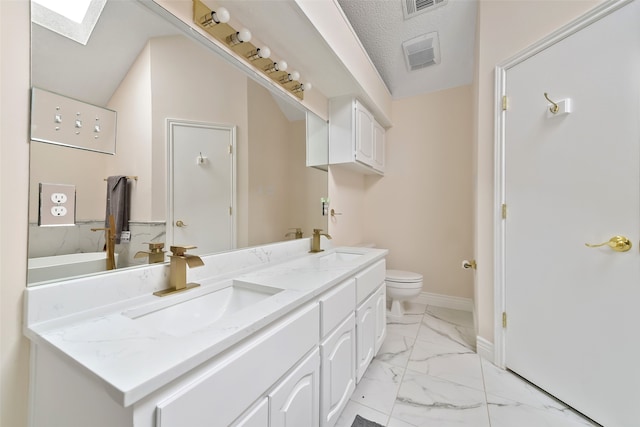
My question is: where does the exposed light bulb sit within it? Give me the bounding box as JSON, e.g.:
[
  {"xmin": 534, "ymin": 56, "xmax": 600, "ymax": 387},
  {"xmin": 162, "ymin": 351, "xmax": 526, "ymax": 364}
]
[
  {"xmin": 202, "ymin": 7, "xmax": 230, "ymax": 26},
  {"xmin": 276, "ymin": 60, "xmax": 287, "ymax": 72},
  {"xmin": 228, "ymin": 28, "xmax": 251, "ymax": 45},
  {"xmin": 289, "ymin": 71, "xmax": 300, "ymax": 81},
  {"xmin": 301, "ymin": 82, "xmax": 312, "ymax": 92},
  {"xmin": 247, "ymin": 46, "xmax": 271, "ymax": 61},
  {"xmin": 213, "ymin": 7, "xmax": 230, "ymax": 24}
]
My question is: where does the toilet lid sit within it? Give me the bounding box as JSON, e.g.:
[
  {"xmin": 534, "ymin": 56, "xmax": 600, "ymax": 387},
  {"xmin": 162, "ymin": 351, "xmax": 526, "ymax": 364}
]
[{"xmin": 386, "ymin": 269, "xmax": 423, "ymax": 283}]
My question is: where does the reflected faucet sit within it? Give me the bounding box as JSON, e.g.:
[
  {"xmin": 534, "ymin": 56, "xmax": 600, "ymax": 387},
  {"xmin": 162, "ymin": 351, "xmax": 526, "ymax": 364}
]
[
  {"xmin": 91, "ymin": 214, "xmax": 116, "ymax": 270},
  {"xmin": 310, "ymin": 228, "xmax": 332, "ymax": 253},
  {"xmin": 134, "ymin": 242, "xmax": 166, "ymax": 264},
  {"xmin": 285, "ymin": 228, "xmax": 304, "ymax": 239},
  {"xmin": 154, "ymin": 245, "xmax": 204, "ymax": 297}
]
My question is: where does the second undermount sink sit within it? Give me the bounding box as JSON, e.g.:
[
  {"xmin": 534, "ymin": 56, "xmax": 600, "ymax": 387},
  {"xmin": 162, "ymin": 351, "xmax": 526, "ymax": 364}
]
[
  {"xmin": 123, "ymin": 280, "xmax": 283, "ymax": 336},
  {"xmin": 318, "ymin": 250, "xmax": 363, "ymax": 263}
]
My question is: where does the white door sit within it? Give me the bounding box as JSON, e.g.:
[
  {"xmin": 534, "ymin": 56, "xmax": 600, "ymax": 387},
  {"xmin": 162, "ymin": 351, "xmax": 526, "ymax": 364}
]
[
  {"xmin": 503, "ymin": 2, "xmax": 640, "ymax": 426},
  {"xmin": 168, "ymin": 120, "xmax": 236, "ymax": 256}
]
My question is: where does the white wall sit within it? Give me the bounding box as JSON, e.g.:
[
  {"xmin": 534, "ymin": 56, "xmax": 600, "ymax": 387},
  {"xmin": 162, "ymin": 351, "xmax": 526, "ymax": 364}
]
[
  {"xmin": 0, "ymin": 1, "xmax": 31, "ymax": 427},
  {"xmin": 364, "ymin": 85, "xmax": 474, "ymax": 299}
]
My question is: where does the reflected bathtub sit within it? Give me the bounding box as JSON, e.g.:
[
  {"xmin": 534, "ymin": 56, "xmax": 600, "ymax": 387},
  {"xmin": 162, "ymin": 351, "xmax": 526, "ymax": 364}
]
[{"xmin": 27, "ymin": 252, "xmax": 118, "ymax": 284}]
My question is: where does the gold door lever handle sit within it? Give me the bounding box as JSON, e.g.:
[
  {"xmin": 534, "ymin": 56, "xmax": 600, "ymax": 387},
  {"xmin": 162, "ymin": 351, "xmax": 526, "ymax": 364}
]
[
  {"xmin": 175, "ymin": 220, "xmax": 188, "ymax": 228},
  {"xmin": 585, "ymin": 235, "xmax": 632, "ymax": 252}
]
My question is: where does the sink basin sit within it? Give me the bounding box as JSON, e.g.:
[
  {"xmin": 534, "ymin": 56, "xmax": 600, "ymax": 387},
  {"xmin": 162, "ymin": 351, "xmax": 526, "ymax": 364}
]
[
  {"xmin": 123, "ymin": 280, "xmax": 283, "ymax": 336},
  {"xmin": 318, "ymin": 251, "xmax": 363, "ymax": 263}
]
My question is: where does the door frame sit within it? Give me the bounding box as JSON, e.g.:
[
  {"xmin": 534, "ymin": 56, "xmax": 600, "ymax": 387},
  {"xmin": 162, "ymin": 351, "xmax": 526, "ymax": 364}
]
[
  {"xmin": 166, "ymin": 118, "xmax": 237, "ymax": 251},
  {"xmin": 492, "ymin": 0, "xmax": 632, "ymax": 368}
]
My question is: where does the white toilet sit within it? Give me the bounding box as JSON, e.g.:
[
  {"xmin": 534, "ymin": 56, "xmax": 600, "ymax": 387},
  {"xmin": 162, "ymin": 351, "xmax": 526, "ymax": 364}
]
[{"xmin": 386, "ymin": 269, "xmax": 423, "ymax": 317}]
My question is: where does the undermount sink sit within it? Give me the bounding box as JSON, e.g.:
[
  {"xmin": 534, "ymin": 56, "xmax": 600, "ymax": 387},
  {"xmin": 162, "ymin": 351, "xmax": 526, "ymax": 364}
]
[
  {"xmin": 123, "ymin": 280, "xmax": 283, "ymax": 336},
  {"xmin": 318, "ymin": 251, "xmax": 363, "ymax": 263}
]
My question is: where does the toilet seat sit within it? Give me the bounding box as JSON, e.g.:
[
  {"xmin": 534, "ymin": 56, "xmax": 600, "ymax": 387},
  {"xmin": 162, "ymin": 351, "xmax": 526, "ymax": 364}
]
[{"xmin": 386, "ymin": 269, "xmax": 422, "ymax": 284}]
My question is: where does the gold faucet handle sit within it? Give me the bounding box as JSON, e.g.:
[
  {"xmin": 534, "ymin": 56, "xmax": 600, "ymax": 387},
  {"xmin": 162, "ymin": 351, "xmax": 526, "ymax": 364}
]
[
  {"xmin": 170, "ymin": 245, "xmax": 197, "ymax": 256},
  {"xmin": 144, "ymin": 242, "xmax": 165, "ymax": 252}
]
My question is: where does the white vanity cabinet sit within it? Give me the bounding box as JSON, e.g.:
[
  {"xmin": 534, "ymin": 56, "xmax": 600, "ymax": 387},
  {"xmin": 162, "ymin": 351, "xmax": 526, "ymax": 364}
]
[
  {"xmin": 27, "ymin": 246, "xmax": 388, "ymax": 427},
  {"xmin": 329, "ymin": 97, "xmax": 385, "ymax": 175},
  {"xmin": 354, "ymin": 260, "xmax": 387, "ymax": 383},
  {"xmin": 270, "ymin": 348, "xmax": 320, "ymax": 427},
  {"xmin": 319, "ymin": 279, "xmax": 357, "ymax": 427}
]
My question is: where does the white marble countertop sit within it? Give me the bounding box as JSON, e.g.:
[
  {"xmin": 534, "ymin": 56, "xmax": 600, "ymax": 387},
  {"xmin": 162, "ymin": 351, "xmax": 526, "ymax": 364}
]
[{"xmin": 24, "ymin": 243, "xmax": 387, "ymax": 407}]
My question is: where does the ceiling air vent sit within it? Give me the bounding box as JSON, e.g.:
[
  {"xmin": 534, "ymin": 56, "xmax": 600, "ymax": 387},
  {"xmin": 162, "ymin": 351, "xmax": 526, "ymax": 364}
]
[
  {"xmin": 403, "ymin": 0, "xmax": 448, "ymax": 20},
  {"xmin": 402, "ymin": 32, "xmax": 441, "ymax": 72}
]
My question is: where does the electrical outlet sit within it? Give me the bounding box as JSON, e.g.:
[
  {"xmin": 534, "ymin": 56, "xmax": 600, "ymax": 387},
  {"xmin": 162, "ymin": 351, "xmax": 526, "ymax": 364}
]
[
  {"xmin": 39, "ymin": 183, "xmax": 76, "ymax": 226},
  {"xmin": 51, "ymin": 193, "xmax": 68, "ymax": 204},
  {"xmin": 51, "ymin": 206, "xmax": 67, "ymax": 216}
]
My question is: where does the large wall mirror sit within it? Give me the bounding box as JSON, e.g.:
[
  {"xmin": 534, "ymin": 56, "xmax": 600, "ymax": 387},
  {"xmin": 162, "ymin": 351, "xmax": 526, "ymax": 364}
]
[{"xmin": 28, "ymin": 0, "xmax": 328, "ymax": 286}]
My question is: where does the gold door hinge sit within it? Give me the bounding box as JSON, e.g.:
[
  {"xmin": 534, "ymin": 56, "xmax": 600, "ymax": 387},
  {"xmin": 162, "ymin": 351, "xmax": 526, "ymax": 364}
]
[
  {"xmin": 502, "ymin": 312, "xmax": 507, "ymax": 328},
  {"xmin": 501, "ymin": 204, "xmax": 507, "ymax": 219},
  {"xmin": 229, "ymin": 207, "xmax": 232, "ymax": 215},
  {"xmin": 228, "ymin": 144, "xmax": 233, "ymax": 155},
  {"xmin": 502, "ymin": 95, "xmax": 508, "ymax": 111}
]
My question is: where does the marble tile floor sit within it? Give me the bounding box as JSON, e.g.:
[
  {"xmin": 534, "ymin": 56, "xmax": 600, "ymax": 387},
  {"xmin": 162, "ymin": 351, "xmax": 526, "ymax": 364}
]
[{"xmin": 335, "ymin": 303, "xmax": 599, "ymax": 427}]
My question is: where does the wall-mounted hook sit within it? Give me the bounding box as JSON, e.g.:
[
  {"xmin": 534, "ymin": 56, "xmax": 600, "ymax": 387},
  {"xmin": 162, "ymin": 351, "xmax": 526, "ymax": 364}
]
[
  {"xmin": 197, "ymin": 152, "xmax": 207, "ymax": 165},
  {"xmin": 544, "ymin": 92, "xmax": 559, "ymax": 114}
]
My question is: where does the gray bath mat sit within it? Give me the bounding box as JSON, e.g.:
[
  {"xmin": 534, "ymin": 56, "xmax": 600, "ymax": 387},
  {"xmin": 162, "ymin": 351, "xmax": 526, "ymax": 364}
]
[{"xmin": 351, "ymin": 414, "xmax": 384, "ymax": 427}]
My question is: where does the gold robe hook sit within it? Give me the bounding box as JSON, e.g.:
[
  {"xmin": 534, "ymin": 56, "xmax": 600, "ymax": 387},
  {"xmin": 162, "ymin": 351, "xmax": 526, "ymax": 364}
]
[{"xmin": 544, "ymin": 93, "xmax": 559, "ymax": 114}]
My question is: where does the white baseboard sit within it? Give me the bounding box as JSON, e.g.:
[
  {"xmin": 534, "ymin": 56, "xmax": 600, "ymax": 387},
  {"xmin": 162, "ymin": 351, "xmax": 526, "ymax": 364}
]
[
  {"xmin": 476, "ymin": 336, "xmax": 494, "ymax": 363},
  {"xmin": 415, "ymin": 292, "xmax": 474, "ymax": 312}
]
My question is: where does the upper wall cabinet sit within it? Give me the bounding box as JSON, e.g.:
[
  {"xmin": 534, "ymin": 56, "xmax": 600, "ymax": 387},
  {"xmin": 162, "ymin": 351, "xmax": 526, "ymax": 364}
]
[{"xmin": 329, "ymin": 97, "xmax": 385, "ymax": 175}]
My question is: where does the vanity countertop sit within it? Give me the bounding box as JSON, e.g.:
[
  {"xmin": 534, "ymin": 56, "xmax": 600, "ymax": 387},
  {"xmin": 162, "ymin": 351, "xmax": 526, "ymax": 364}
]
[{"xmin": 24, "ymin": 244, "xmax": 387, "ymax": 407}]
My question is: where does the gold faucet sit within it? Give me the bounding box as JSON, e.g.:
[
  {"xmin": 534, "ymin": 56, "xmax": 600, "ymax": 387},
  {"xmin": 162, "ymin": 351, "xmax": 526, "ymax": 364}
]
[
  {"xmin": 310, "ymin": 228, "xmax": 332, "ymax": 253},
  {"xmin": 134, "ymin": 242, "xmax": 166, "ymax": 264},
  {"xmin": 91, "ymin": 214, "xmax": 116, "ymax": 271},
  {"xmin": 154, "ymin": 245, "xmax": 204, "ymax": 297},
  {"xmin": 285, "ymin": 228, "xmax": 304, "ymax": 239}
]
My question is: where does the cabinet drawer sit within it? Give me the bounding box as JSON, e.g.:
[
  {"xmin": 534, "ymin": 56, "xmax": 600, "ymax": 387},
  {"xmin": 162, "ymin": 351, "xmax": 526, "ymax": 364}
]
[
  {"xmin": 319, "ymin": 279, "xmax": 355, "ymax": 338},
  {"xmin": 355, "ymin": 259, "xmax": 386, "ymax": 304},
  {"xmin": 156, "ymin": 303, "xmax": 319, "ymax": 427}
]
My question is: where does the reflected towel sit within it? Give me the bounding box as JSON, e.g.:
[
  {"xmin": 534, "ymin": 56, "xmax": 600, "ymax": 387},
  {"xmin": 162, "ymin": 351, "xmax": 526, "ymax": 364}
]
[{"xmin": 105, "ymin": 175, "xmax": 130, "ymax": 244}]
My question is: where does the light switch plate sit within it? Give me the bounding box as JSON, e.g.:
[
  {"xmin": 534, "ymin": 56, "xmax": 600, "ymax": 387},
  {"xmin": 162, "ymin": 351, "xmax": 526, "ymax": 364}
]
[{"xmin": 39, "ymin": 183, "xmax": 76, "ymax": 226}]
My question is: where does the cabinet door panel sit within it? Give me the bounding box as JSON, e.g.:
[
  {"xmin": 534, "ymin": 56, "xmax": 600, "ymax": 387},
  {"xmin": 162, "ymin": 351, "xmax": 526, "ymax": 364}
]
[
  {"xmin": 321, "ymin": 314, "xmax": 356, "ymax": 427},
  {"xmin": 374, "ymin": 285, "xmax": 387, "ymax": 355},
  {"xmin": 356, "ymin": 294, "xmax": 376, "ymax": 383},
  {"xmin": 355, "ymin": 103, "xmax": 373, "ymax": 163},
  {"xmin": 270, "ymin": 349, "xmax": 320, "ymax": 427},
  {"xmin": 373, "ymin": 121, "xmax": 385, "ymax": 172},
  {"xmin": 232, "ymin": 397, "xmax": 268, "ymax": 427}
]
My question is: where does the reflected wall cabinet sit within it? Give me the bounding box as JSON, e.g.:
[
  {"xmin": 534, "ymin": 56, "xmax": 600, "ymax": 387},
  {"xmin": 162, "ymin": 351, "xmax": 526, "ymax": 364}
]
[{"xmin": 328, "ymin": 97, "xmax": 385, "ymax": 175}]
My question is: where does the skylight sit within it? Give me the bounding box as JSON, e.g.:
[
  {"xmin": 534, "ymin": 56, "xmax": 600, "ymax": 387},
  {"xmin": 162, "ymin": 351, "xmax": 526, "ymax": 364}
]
[{"xmin": 31, "ymin": 0, "xmax": 107, "ymax": 45}]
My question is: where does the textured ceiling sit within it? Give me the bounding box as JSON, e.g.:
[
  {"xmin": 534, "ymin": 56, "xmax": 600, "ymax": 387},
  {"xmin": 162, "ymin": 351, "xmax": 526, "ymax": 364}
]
[{"xmin": 337, "ymin": 0, "xmax": 478, "ymax": 99}]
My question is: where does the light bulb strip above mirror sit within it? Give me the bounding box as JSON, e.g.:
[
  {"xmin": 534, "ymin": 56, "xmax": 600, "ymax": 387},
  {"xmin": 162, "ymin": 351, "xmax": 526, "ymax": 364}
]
[{"xmin": 193, "ymin": 0, "xmax": 311, "ymax": 100}]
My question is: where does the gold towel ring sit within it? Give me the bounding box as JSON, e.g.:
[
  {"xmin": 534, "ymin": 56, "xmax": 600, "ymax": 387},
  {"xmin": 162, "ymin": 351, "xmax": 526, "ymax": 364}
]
[{"xmin": 544, "ymin": 93, "xmax": 559, "ymax": 114}]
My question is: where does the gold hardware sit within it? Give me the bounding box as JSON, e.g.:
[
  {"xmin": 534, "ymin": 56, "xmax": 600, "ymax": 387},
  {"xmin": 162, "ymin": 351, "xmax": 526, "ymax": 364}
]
[
  {"xmin": 134, "ymin": 242, "xmax": 165, "ymax": 264},
  {"xmin": 285, "ymin": 228, "xmax": 304, "ymax": 239},
  {"xmin": 544, "ymin": 92, "xmax": 559, "ymax": 114},
  {"xmin": 176, "ymin": 220, "xmax": 187, "ymax": 228},
  {"xmin": 585, "ymin": 235, "xmax": 632, "ymax": 252},
  {"xmin": 502, "ymin": 312, "xmax": 507, "ymax": 328},
  {"xmin": 310, "ymin": 228, "xmax": 332, "ymax": 253},
  {"xmin": 462, "ymin": 260, "xmax": 477, "ymax": 270},
  {"xmin": 192, "ymin": 0, "xmax": 304, "ymax": 100},
  {"xmin": 502, "ymin": 96, "xmax": 508, "ymax": 111},
  {"xmin": 501, "ymin": 204, "xmax": 507, "ymax": 219},
  {"xmin": 154, "ymin": 245, "xmax": 204, "ymax": 297},
  {"xmin": 91, "ymin": 214, "xmax": 116, "ymax": 270},
  {"xmin": 330, "ymin": 209, "xmax": 342, "ymax": 217}
]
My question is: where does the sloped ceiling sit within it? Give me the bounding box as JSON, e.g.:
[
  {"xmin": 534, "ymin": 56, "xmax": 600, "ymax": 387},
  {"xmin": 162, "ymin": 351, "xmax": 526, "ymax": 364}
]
[{"xmin": 337, "ymin": 0, "xmax": 478, "ymax": 99}]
